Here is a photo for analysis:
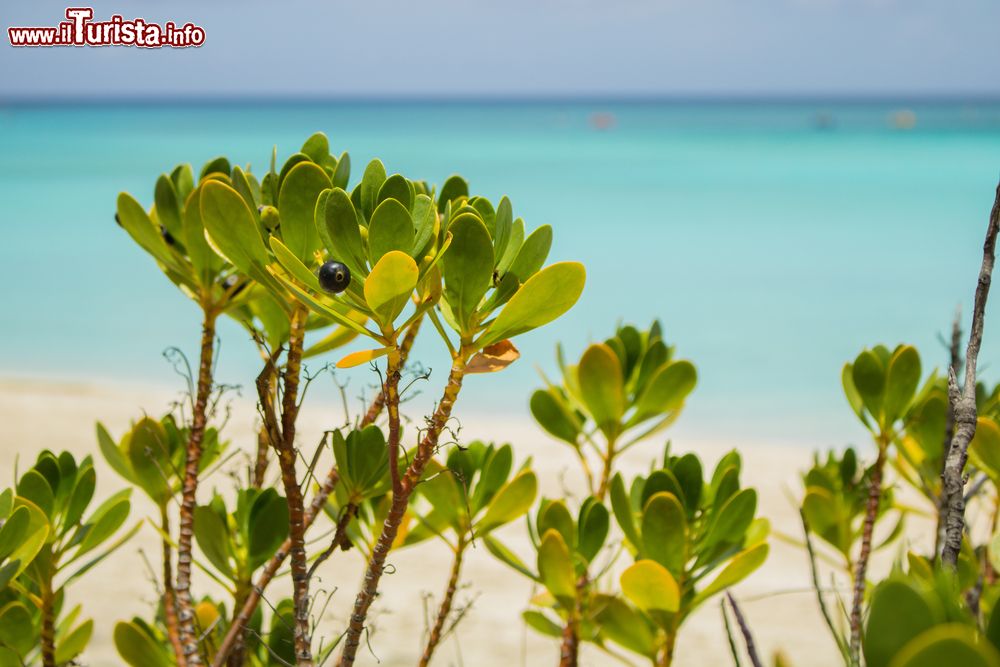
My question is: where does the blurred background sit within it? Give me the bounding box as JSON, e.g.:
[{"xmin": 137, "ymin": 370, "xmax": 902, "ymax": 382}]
[{"xmin": 2, "ymin": 0, "xmax": 1000, "ymax": 450}]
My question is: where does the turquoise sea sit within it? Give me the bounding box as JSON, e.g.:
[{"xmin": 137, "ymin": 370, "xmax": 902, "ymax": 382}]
[{"xmin": 2, "ymin": 99, "xmax": 999, "ymax": 449}]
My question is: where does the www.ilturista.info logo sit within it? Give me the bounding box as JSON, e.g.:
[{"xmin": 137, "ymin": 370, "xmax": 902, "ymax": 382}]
[{"xmin": 8, "ymin": 7, "xmax": 205, "ymax": 48}]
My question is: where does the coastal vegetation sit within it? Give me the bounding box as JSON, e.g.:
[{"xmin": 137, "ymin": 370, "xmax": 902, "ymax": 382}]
[{"xmin": 0, "ymin": 132, "xmax": 998, "ymax": 667}]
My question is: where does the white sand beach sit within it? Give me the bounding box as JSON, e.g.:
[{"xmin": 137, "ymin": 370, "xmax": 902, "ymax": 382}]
[{"xmin": 0, "ymin": 376, "xmax": 933, "ymax": 667}]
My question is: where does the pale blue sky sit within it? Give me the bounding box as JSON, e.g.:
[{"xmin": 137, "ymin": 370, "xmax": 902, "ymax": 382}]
[{"xmin": 2, "ymin": 0, "xmax": 999, "ymax": 98}]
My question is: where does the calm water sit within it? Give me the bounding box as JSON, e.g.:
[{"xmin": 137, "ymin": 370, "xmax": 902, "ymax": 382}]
[{"xmin": 2, "ymin": 99, "xmax": 1000, "ymax": 449}]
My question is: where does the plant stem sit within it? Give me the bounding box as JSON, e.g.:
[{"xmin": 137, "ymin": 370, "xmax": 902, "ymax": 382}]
[
  {"xmin": 942, "ymin": 182, "xmax": 1000, "ymax": 569},
  {"xmin": 596, "ymin": 434, "xmax": 618, "ymax": 500},
  {"xmin": 419, "ymin": 536, "xmax": 466, "ymax": 667},
  {"xmin": 385, "ymin": 345, "xmax": 404, "ymax": 494},
  {"xmin": 210, "ymin": 320, "xmax": 418, "ymax": 667},
  {"xmin": 274, "ymin": 306, "xmax": 312, "ymax": 666},
  {"xmin": 40, "ymin": 582, "xmax": 55, "ymax": 667},
  {"xmin": 176, "ymin": 308, "xmax": 218, "ymax": 665},
  {"xmin": 161, "ymin": 505, "xmax": 187, "ymax": 666},
  {"xmin": 338, "ymin": 348, "xmax": 470, "ymax": 667},
  {"xmin": 726, "ymin": 592, "xmax": 763, "ymax": 667},
  {"xmin": 559, "ymin": 617, "xmax": 579, "ymax": 667},
  {"xmin": 307, "ymin": 503, "xmax": 357, "ymax": 582},
  {"xmin": 799, "ymin": 508, "xmax": 849, "ymax": 663},
  {"xmin": 849, "ymin": 445, "xmax": 885, "ymax": 667},
  {"xmin": 363, "ymin": 315, "xmax": 422, "ymax": 427}
]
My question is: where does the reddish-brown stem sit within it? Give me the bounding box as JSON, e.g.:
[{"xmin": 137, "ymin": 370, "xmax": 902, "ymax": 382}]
[
  {"xmin": 210, "ymin": 319, "xmax": 417, "ymax": 667},
  {"xmin": 849, "ymin": 446, "xmax": 885, "ymax": 667},
  {"xmin": 363, "ymin": 315, "xmax": 422, "ymax": 427},
  {"xmin": 385, "ymin": 346, "xmax": 403, "ymax": 494},
  {"xmin": 176, "ymin": 309, "xmax": 218, "ymax": 664},
  {"xmin": 338, "ymin": 349, "xmax": 470, "ymax": 667},
  {"xmin": 161, "ymin": 505, "xmax": 186, "ymax": 665},
  {"xmin": 273, "ymin": 306, "xmax": 312, "ymax": 666},
  {"xmin": 40, "ymin": 582, "xmax": 55, "ymax": 667},
  {"xmin": 418, "ymin": 537, "xmax": 466, "ymax": 667}
]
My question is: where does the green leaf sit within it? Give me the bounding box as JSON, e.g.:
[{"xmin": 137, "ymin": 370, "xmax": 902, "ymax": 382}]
[
  {"xmin": 364, "ymin": 251, "xmax": 418, "ymax": 330},
  {"xmin": 479, "ymin": 262, "xmax": 586, "ymax": 347},
  {"xmin": 16, "ymin": 470, "xmax": 54, "ymax": 518},
  {"xmin": 889, "ymin": 624, "xmax": 1000, "ymax": 667},
  {"xmin": 631, "ymin": 360, "xmax": 697, "ymax": 425},
  {"xmin": 530, "ymin": 389, "xmax": 580, "ymax": 446},
  {"xmin": 154, "ymin": 174, "xmax": 183, "ymax": 241},
  {"xmin": 248, "ymin": 493, "xmax": 289, "ymax": 571},
  {"xmin": 300, "ymin": 132, "xmax": 330, "ymax": 163},
  {"xmin": 64, "ymin": 465, "xmax": 96, "ymax": 530},
  {"xmin": 319, "ymin": 187, "xmax": 368, "ymax": 279},
  {"xmin": 476, "ymin": 471, "xmax": 537, "ymax": 535},
  {"xmin": 0, "ymin": 602, "xmax": 34, "ymax": 657},
  {"xmin": 483, "ymin": 535, "xmax": 537, "ymax": 580},
  {"xmin": 641, "ymin": 492, "xmax": 687, "ymax": 575},
  {"xmin": 611, "ymin": 473, "xmax": 640, "ymax": 548},
  {"xmin": 620, "ymin": 559, "xmax": 680, "ymax": 616},
  {"xmin": 114, "ymin": 620, "xmax": 172, "ymax": 667},
  {"xmin": 693, "ymin": 543, "xmax": 769, "ymax": 606},
  {"xmin": 578, "ymin": 343, "xmax": 626, "ymax": 437},
  {"xmin": 852, "ymin": 350, "xmax": 886, "ymax": 422},
  {"xmin": 441, "ymin": 213, "xmax": 494, "ymax": 331},
  {"xmin": 596, "ymin": 596, "xmax": 658, "ymax": 658},
  {"xmin": 368, "ymin": 198, "xmax": 415, "ymax": 263},
  {"xmin": 969, "ymin": 417, "xmax": 1000, "ymax": 481},
  {"xmin": 125, "ymin": 418, "xmax": 172, "ymax": 503},
  {"xmin": 884, "ymin": 345, "xmax": 921, "ymax": 424},
  {"xmin": 116, "ymin": 192, "xmax": 189, "ymax": 280},
  {"xmin": 55, "ymin": 619, "xmax": 93, "ymax": 663},
  {"xmin": 377, "ymin": 174, "xmax": 414, "ymax": 210},
  {"xmin": 278, "ymin": 161, "xmax": 332, "ymax": 262},
  {"xmin": 193, "ymin": 505, "xmax": 235, "ymax": 579},
  {"xmin": 863, "ymin": 580, "xmax": 939, "ymax": 667},
  {"xmin": 437, "ymin": 174, "xmax": 468, "ymax": 212},
  {"xmin": 506, "ymin": 225, "xmax": 552, "ymax": 283},
  {"xmin": 5, "ymin": 500, "xmax": 48, "ymax": 577},
  {"xmin": 359, "ymin": 159, "xmax": 387, "ymax": 218},
  {"xmin": 538, "ymin": 530, "xmax": 576, "ymax": 603},
  {"xmin": 704, "ymin": 488, "xmax": 757, "ymax": 550},
  {"xmin": 75, "ymin": 492, "xmax": 130, "ymax": 558},
  {"xmin": 180, "ymin": 185, "xmax": 219, "ymax": 286},
  {"xmin": 523, "ymin": 610, "xmax": 563, "ymax": 638},
  {"xmin": 577, "ymin": 499, "xmax": 610, "ymax": 563},
  {"xmin": 200, "ymin": 156, "xmax": 231, "ymax": 180},
  {"xmin": 200, "ymin": 181, "xmax": 270, "ymax": 280}
]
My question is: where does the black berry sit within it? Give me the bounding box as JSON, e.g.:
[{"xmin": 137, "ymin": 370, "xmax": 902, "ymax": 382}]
[
  {"xmin": 160, "ymin": 225, "xmax": 175, "ymax": 246},
  {"xmin": 318, "ymin": 260, "xmax": 350, "ymax": 294}
]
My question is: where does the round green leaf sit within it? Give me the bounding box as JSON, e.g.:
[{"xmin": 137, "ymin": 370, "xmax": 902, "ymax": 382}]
[
  {"xmin": 578, "ymin": 343, "xmax": 626, "ymax": 437},
  {"xmin": 641, "ymin": 492, "xmax": 687, "ymax": 575},
  {"xmin": 278, "ymin": 161, "xmax": 331, "ymax": 262},
  {"xmin": 364, "ymin": 250, "xmax": 418, "ymax": 330},
  {"xmin": 441, "ymin": 213, "xmax": 494, "ymax": 332},
  {"xmin": 884, "ymin": 345, "xmax": 921, "ymax": 424},
  {"xmin": 620, "ymin": 559, "xmax": 680, "ymax": 615},
  {"xmin": 864, "ymin": 580, "xmax": 940, "ymax": 667},
  {"xmin": 368, "ymin": 198, "xmax": 415, "ymax": 264},
  {"xmin": 538, "ymin": 529, "xmax": 576, "ymax": 603},
  {"xmin": 889, "ymin": 624, "xmax": 1000, "ymax": 667}
]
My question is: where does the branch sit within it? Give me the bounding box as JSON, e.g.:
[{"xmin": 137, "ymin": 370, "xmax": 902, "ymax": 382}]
[
  {"xmin": 338, "ymin": 348, "xmax": 471, "ymax": 667},
  {"xmin": 176, "ymin": 308, "xmax": 218, "ymax": 666},
  {"xmin": 941, "ymin": 181, "xmax": 1000, "ymax": 569},
  {"xmin": 726, "ymin": 592, "xmax": 763, "ymax": 667},
  {"xmin": 849, "ymin": 449, "xmax": 885, "ymax": 667},
  {"xmin": 418, "ymin": 537, "xmax": 467, "ymax": 667},
  {"xmin": 210, "ymin": 319, "xmax": 422, "ymax": 667}
]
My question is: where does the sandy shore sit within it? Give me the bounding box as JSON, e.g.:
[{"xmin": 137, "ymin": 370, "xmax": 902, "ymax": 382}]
[{"xmin": 0, "ymin": 376, "xmax": 928, "ymax": 667}]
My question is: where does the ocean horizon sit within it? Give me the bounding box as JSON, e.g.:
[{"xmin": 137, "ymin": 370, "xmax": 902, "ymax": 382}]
[{"xmin": 3, "ymin": 98, "xmax": 999, "ymax": 450}]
